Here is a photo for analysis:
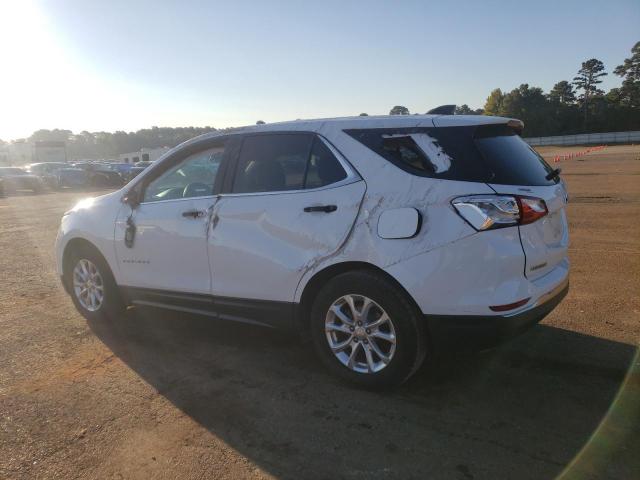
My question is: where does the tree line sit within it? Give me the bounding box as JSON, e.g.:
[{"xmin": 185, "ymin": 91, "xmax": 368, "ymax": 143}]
[
  {"xmin": 1, "ymin": 126, "xmax": 220, "ymax": 161},
  {"xmin": 1, "ymin": 42, "xmax": 638, "ymax": 159},
  {"xmin": 386, "ymin": 41, "xmax": 639, "ymax": 137}
]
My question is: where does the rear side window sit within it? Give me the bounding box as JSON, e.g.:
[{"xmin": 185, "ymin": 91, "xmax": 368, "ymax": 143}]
[
  {"xmin": 345, "ymin": 126, "xmax": 558, "ymax": 186},
  {"xmin": 232, "ymin": 134, "xmax": 347, "ymax": 193},
  {"xmin": 379, "ymin": 135, "xmax": 435, "ymax": 173}
]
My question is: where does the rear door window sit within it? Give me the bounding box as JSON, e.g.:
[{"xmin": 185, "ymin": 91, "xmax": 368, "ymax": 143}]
[
  {"xmin": 232, "ymin": 134, "xmax": 347, "ymax": 193},
  {"xmin": 305, "ymin": 137, "xmax": 348, "ymax": 189}
]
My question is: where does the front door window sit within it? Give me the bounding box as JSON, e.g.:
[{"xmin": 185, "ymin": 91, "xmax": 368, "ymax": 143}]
[{"xmin": 143, "ymin": 146, "xmax": 224, "ymax": 203}]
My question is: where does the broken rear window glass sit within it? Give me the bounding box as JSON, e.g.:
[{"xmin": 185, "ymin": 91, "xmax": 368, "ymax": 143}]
[
  {"xmin": 380, "ymin": 135, "xmax": 434, "ymax": 173},
  {"xmin": 345, "ymin": 127, "xmax": 485, "ymax": 182},
  {"xmin": 344, "ymin": 126, "xmax": 555, "ymax": 185}
]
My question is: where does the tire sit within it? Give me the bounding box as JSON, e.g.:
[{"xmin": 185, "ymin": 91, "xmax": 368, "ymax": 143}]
[
  {"xmin": 310, "ymin": 270, "xmax": 427, "ymax": 390},
  {"xmin": 64, "ymin": 244, "xmax": 125, "ymax": 322}
]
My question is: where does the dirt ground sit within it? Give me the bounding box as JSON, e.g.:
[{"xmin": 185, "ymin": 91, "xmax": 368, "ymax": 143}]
[{"xmin": 1, "ymin": 145, "xmax": 639, "ymax": 480}]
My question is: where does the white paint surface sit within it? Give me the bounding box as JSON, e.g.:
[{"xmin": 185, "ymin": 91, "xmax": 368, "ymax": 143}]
[{"xmin": 55, "ymin": 113, "xmax": 569, "ymax": 320}]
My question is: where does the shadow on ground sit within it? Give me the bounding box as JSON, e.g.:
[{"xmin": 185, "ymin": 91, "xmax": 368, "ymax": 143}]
[{"xmin": 88, "ymin": 308, "xmax": 638, "ymax": 479}]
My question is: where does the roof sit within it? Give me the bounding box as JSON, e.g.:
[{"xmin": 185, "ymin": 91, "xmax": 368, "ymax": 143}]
[
  {"xmin": 201, "ymin": 114, "xmax": 513, "ymax": 138},
  {"xmin": 232, "ymin": 114, "xmax": 512, "ymax": 130},
  {"xmin": 166, "ymin": 114, "xmax": 518, "ymax": 159}
]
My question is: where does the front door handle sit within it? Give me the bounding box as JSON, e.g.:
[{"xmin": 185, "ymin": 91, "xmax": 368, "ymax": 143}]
[
  {"xmin": 304, "ymin": 205, "xmax": 337, "ymax": 213},
  {"xmin": 182, "ymin": 209, "xmax": 206, "ymax": 219}
]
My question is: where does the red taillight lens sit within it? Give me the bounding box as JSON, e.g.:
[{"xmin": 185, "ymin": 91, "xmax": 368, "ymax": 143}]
[
  {"xmin": 517, "ymin": 196, "xmax": 548, "ymax": 225},
  {"xmin": 452, "ymin": 195, "xmax": 548, "ymax": 231}
]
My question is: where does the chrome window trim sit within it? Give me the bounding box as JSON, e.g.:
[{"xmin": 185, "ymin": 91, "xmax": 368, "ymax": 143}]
[
  {"xmin": 134, "ymin": 132, "xmax": 361, "ymax": 204},
  {"xmin": 218, "ymin": 176, "xmax": 362, "ymax": 198},
  {"xmin": 138, "ymin": 194, "xmax": 219, "ymax": 206}
]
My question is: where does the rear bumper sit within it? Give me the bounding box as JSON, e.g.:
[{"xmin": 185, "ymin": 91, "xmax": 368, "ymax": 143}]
[{"xmin": 427, "ymin": 279, "xmax": 569, "ymax": 352}]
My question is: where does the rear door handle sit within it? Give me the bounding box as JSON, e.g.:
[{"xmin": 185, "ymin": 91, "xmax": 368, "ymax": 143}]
[
  {"xmin": 182, "ymin": 209, "xmax": 206, "ymax": 219},
  {"xmin": 304, "ymin": 205, "xmax": 337, "ymax": 213}
]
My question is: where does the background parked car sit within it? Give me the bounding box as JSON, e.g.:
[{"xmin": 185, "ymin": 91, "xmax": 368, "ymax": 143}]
[
  {"xmin": 0, "ymin": 167, "xmax": 44, "ymax": 195},
  {"xmin": 70, "ymin": 162, "xmax": 124, "ymax": 187},
  {"xmin": 56, "ymin": 167, "xmax": 90, "ymax": 189},
  {"xmin": 26, "ymin": 162, "xmax": 69, "ymax": 189},
  {"xmin": 125, "ymin": 160, "xmax": 154, "ymax": 183},
  {"xmin": 108, "ymin": 162, "xmax": 135, "ymax": 182}
]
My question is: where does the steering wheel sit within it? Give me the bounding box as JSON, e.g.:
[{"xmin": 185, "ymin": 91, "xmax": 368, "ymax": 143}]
[{"xmin": 182, "ymin": 182, "xmax": 212, "ymax": 198}]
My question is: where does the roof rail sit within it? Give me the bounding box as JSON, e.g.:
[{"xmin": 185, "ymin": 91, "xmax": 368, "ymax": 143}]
[{"xmin": 427, "ymin": 105, "xmax": 456, "ymax": 115}]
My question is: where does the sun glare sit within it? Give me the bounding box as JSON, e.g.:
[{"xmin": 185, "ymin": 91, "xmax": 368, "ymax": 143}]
[
  {"xmin": 0, "ymin": 1, "xmax": 130, "ymax": 140},
  {"xmin": 0, "ymin": 2, "xmax": 63, "ymax": 138}
]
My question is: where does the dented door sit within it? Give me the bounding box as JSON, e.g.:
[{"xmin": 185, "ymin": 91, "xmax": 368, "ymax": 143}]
[{"xmin": 208, "ymin": 181, "xmax": 366, "ymax": 303}]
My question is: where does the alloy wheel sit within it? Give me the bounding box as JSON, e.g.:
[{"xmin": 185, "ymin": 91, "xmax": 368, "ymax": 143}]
[
  {"xmin": 325, "ymin": 294, "xmax": 397, "ymax": 373},
  {"xmin": 72, "ymin": 259, "xmax": 104, "ymax": 312}
]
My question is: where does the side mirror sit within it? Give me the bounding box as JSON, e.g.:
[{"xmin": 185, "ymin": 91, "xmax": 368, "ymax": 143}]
[{"xmin": 122, "ymin": 189, "xmax": 140, "ymax": 208}]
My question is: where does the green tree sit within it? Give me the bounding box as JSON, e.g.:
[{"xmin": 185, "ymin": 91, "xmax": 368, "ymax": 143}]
[
  {"xmin": 613, "ymin": 41, "xmax": 640, "ymax": 107},
  {"xmin": 483, "ymin": 89, "xmax": 504, "ymax": 116},
  {"xmin": 389, "ymin": 105, "xmax": 409, "ymax": 115},
  {"xmin": 500, "ymin": 84, "xmax": 554, "ymax": 136},
  {"xmin": 28, "ymin": 129, "xmax": 73, "ymax": 143},
  {"xmin": 454, "ymin": 104, "xmax": 481, "ymax": 115},
  {"xmin": 573, "ymin": 58, "xmax": 607, "ymax": 123},
  {"xmin": 549, "ymin": 81, "xmax": 576, "ymax": 104}
]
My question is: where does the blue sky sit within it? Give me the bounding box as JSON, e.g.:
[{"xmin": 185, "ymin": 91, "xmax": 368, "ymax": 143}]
[{"xmin": 0, "ymin": 0, "xmax": 638, "ymax": 140}]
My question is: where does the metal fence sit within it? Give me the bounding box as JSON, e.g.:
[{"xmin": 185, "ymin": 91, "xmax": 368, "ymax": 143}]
[{"xmin": 525, "ymin": 131, "xmax": 640, "ymax": 146}]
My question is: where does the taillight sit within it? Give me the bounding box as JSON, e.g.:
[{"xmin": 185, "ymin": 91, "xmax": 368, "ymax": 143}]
[
  {"xmin": 452, "ymin": 194, "xmax": 547, "ymax": 231},
  {"xmin": 517, "ymin": 196, "xmax": 548, "ymax": 225}
]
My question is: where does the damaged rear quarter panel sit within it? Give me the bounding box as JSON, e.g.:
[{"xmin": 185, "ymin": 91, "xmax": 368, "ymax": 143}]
[{"xmin": 294, "ymin": 122, "xmax": 497, "ymax": 310}]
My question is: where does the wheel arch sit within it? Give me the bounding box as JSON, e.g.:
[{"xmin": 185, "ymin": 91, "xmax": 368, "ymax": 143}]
[
  {"xmin": 296, "ymin": 261, "xmax": 421, "ymax": 331},
  {"xmin": 61, "ymin": 237, "xmax": 112, "ymax": 293}
]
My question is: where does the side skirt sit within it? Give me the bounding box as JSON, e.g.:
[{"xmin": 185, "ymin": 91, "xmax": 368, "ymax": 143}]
[{"xmin": 121, "ymin": 286, "xmax": 296, "ymax": 330}]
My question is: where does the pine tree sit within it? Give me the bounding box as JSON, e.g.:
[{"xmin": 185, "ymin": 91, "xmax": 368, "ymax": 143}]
[{"xmin": 573, "ymin": 59, "xmax": 607, "ymax": 123}]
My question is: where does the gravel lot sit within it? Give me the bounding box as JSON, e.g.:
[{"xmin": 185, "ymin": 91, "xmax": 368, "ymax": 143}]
[{"xmin": 1, "ymin": 145, "xmax": 639, "ymax": 480}]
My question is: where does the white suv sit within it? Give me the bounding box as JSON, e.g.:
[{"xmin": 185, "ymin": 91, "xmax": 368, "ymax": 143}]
[{"xmin": 55, "ymin": 114, "xmax": 569, "ymax": 388}]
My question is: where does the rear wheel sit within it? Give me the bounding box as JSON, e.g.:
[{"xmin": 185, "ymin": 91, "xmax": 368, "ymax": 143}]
[
  {"xmin": 65, "ymin": 245, "xmax": 125, "ymax": 321},
  {"xmin": 310, "ymin": 270, "xmax": 427, "ymax": 389}
]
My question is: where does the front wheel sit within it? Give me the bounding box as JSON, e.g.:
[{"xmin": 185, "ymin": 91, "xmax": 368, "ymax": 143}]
[
  {"xmin": 65, "ymin": 246, "xmax": 125, "ymax": 321},
  {"xmin": 310, "ymin": 270, "xmax": 427, "ymax": 390}
]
